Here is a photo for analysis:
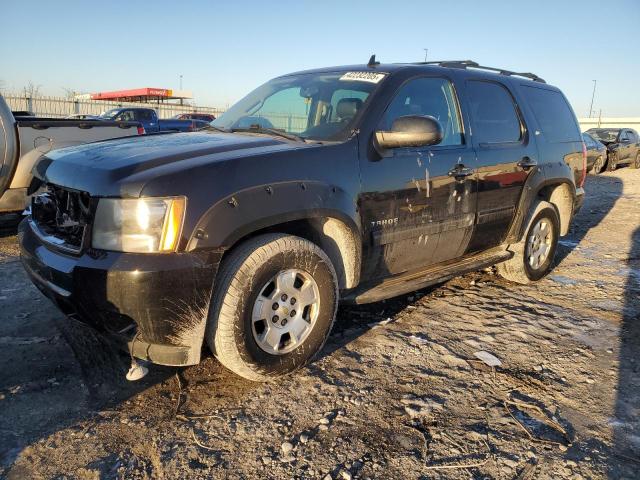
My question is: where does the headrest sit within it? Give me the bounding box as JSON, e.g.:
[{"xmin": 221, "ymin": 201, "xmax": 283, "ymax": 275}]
[{"xmin": 336, "ymin": 98, "xmax": 363, "ymax": 119}]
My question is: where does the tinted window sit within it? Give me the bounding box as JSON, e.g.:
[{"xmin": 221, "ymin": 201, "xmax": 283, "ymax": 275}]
[
  {"xmin": 380, "ymin": 77, "xmax": 463, "ymax": 146},
  {"xmin": 522, "ymin": 86, "xmax": 580, "ymax": 143},
  {"xmin": 136, "ymin": 110, "xmax": 153, "ymax": 121},
  {"xmin": 466, "ymin": 81, "xmax": 522, "ymax": 144}
]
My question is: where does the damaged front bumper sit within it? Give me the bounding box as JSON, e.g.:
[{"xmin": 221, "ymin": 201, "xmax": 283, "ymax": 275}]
[{"xmin": 19, "ymin": 218, "xmax": 221, "ymax": 366}]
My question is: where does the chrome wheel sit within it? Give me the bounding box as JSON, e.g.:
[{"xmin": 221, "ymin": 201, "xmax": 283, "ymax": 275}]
[
  {"xmin": 251, "ymin": 269, "xmax": 320, "ymax": 355},
  {"xmin": 527, "ymin": 218, "xmax": 553, "ymax": 270}
]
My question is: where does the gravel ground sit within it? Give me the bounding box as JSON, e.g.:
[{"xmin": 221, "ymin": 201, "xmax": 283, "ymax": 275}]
[{"xmin": 0, "ymin": 169, "xmax": 638, "ymax": 480}]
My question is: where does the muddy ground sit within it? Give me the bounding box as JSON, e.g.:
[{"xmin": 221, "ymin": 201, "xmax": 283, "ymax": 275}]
[{"xmin": 0, "ymin": 168, "xmax": 639, "ymax": 480}]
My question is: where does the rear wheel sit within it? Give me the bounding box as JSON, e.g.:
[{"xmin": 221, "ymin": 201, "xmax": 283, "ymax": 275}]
[
  {"xmin": 607, "ymin": 152, "xmax": 617, "ymax": 171},
  {"xmin": 206, "ymin": 233, "xmax": 338, "ymax": 381},
  {"xmin": 592, "ymin": 155, "xmax": 605, "ymax": 174},
  {"xmin": 630, "ymin": 152, "xmax": 640, "ymax": 169},
  {"xmin": 497, "ymin": 201, "xmax": 560, "ymax": 284}
]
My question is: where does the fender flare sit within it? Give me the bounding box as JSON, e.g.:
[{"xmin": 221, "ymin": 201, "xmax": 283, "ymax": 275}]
[
  {"xmin": 187, "ymin": 180, "xmax": 362, "ymax": 289},
  {"xmin": 506, "ymin": 165, "xmax": 576, "ymax": 244}
]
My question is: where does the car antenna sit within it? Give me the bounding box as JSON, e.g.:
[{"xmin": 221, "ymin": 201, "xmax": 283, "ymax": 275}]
[{"xmin": 368, "ymin": 54, "xmax": 380, "ymax": 68}]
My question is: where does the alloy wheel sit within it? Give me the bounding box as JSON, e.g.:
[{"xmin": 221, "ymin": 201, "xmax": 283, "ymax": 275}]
[
  {"xmin": 251, "ymin": 269, "xmax": 320, "ymax": 355},
  {"xmin": 527, "ymin": 218, "xmax": 553, "ymax": 270}
]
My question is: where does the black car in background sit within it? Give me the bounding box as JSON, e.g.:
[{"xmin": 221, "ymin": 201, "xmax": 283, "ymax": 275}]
[
  {"xmin": 586, "ymin": 128, "xmax": 640, "ymax": 171},
  {"xmin": 582, "ymin": 132, "xmax": 607, "ymax": 174}
]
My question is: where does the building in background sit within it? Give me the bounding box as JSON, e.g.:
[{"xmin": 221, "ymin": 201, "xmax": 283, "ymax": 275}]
[{"xmin": 84, "ymin": 87, "xmax": 193, "ymax": 105}]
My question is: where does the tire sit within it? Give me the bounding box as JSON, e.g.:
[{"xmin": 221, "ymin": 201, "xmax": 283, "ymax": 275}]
[
  {"xmin": 206, "ymin": 233, "xmax": 338, "ymax": 381},
  {"xmin": 630, "ymin": 152, "xmax": 640, "ymax": 169},
  {"xmin": 592, "ymin": 155, "xmax": 605, "ymax": 174},
  {"xmin": 496, "ymin": 201, "xmax": 560, "ymax": 285},
  {"xmin": 607, "ymin": 152, "xmax": 617, "ymax": 171}
]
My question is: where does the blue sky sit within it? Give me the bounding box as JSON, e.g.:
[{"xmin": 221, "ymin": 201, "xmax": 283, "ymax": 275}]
[{"xmin": 1, "ymin": 0, "xmax": 638, "ymax": 117}]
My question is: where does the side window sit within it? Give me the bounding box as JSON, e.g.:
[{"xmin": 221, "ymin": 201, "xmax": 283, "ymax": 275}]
[
  {"xmin": 619, "ymin": 131, "xmax": 629, "ymax": 142},
  {"xmin": 380, "ymin": 77, "xmax": 463, "ymax": 146},
  {"xmin": 521, "ymin": 86, "xmax": 581, "ymax": 143},
  {"xmin": 136, "ymin": 110, "xmax": 152, "ymax": 122},
  {"xmin": 116, "ymin": 110, "xmax": 134, "ymax": 122},
  {"xmin": 466, "ymin": 81, "xmax": 522, "ymax": 144}
]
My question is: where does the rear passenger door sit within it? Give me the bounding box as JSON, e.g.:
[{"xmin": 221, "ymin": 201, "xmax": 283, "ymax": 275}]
[
  {"xmin": 463, "ymin": 80, "xmax": 537, "ymax": 252},
  {"xmin": 359, "ymin": 76, "xmax": 477, "ymax": 279}
]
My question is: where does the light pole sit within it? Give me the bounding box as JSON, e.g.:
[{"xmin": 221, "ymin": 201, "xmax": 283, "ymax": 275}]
[
  {"xmin": 423, "ymin": 48, "xmax": 429, "ymax": 62},
  {"xmin": 589, "ymin": 80, "xmax": 597, "ymax": 118}
]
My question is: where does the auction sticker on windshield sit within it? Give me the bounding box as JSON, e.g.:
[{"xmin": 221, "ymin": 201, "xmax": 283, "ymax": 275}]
[{"xmin": 339, "ymin": 72, "xmax": 386, "ymax": 83}]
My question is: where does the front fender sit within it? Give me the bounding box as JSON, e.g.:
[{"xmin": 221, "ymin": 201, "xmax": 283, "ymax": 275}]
[{"xmin": 186, "ymin": 180, "xmax": 361, "ymax": 251}]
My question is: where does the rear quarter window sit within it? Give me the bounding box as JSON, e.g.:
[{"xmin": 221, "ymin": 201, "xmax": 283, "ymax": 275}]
[{"xmin": 522, "ymin": 86, "xmax": 580, "ymax": 143}]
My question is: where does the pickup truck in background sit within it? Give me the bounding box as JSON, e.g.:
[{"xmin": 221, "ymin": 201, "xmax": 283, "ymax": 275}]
[
  {"xmin": 98, "ymin": 107, "xmax": 210, "ymax": 133},
  {"xmin": 0, "ymin": 94, "xmax": 144, "ymax": 216}
]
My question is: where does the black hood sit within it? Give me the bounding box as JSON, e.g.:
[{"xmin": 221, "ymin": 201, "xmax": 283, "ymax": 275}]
[{"xmin": 35, "ymin": 132, "xmax": 308, "ymax": 197}]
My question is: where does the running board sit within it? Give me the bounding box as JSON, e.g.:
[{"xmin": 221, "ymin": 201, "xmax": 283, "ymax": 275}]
[{"xmin": 343, "ymin": 248, "xmax": 513, "ymax": 304}]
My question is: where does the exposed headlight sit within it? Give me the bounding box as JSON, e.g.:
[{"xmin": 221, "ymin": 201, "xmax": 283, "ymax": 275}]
[{"xmin": 92, "ymin": 197, "xmax": 186, "ymax": 253}]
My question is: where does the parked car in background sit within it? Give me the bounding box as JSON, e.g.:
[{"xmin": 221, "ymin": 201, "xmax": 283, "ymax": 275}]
[
  {"xmin": 19, "ymin": 59, "xmax": 586, "ymax": 382},
  {"xmin": 582, "ymin": 132, "xmax": 607, "ymax": 174},
  {"xmin": 65, "ymin": 114, "xmax": 101, "ymax": 120},
  {"xmin": 173, "ymin": 112, "xmax": 216, "ymax": 122},
  {"xmin": 0, "ymin": 94, "xmax": 144, "ymax": 216},
  {"xmin": 99, "ymin": 107, "xmax": 209, "ymax": 133},
  {"xmin": 586, "ymin": 128, "xmax": 640, "ymax": 171}
]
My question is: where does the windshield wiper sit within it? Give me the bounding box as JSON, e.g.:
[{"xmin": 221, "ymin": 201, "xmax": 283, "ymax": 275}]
[{"xmin": 231, "ymin": 127, "xmax": 306, "ymax": 143}]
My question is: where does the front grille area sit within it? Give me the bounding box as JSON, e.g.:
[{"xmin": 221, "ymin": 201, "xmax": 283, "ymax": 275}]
[{"xmin": 31, "ymin": 184, "xmax": 92, "ymax": 253}]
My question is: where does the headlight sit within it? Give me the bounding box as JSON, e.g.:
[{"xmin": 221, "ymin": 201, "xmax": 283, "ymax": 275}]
[{"xmin": 92, "ymin": 197, "xmax": 186, "ymax": 253}]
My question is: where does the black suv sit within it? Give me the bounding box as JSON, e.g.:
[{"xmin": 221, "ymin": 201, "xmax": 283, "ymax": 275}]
[
  {"xmin": 19, "ymin": 59, "xmax": 586, "ymax": 381},
  {"xmin": 585, "ymin": 128, "xmax": 640, "ymax": 171}
]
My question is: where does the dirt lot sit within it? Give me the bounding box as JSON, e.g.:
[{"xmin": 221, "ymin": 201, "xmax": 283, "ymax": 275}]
[{"xmin": 0, "ymin": 169, "xmax": 638, "ymax": 480}]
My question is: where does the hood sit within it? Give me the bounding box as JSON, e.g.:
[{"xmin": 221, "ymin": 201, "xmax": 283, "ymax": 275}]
[{"xmin": 35, "ymin": 131, "xmax": 307, "ymax": 197}]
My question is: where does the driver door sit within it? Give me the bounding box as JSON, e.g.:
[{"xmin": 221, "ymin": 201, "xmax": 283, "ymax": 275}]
[{"xmin": 358, "ymin": 76, "xmax": 477, "ymax": 280}]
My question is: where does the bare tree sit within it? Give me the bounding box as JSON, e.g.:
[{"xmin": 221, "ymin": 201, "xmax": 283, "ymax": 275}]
[
  {"xmin": 22, "ymin": 81, "xmax": 42, "ymax": 98},
  {"xmin": 62, "ymin": 87, "xmax": 78, "ymax": 99}
]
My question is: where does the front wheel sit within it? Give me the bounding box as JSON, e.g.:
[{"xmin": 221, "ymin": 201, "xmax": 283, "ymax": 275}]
[
  {"xmin": 607, "ymin": 152, "xmax": 617, "ymax": 171},
  {"xmin": 206, "ymin": 234, "xmax": 338, "ymax": 381},
  {"xmin": 497, "ymin": 201, "xmax": 560, "ymax": 284},
  {"xmin": 592, "ymin": 155, "xmax": 605, "ymax": 174}
]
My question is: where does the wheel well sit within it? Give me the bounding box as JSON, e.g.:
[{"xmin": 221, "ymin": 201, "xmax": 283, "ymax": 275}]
[
  {"xmin": 218, "ymin": 217, "xmax": 361, "ymax": 290},
  {"xmin": 538, "ymin": 183, "xmax": 573, "ymax": 236}
]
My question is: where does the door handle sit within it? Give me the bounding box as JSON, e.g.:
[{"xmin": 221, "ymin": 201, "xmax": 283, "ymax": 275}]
[
  {"xmin": 517, "ymin": 156, "xmax": 538, "ymax": 170},
  {"xmin": 448, "ymin": 165, "xmax": 474, "ymax": 179}
]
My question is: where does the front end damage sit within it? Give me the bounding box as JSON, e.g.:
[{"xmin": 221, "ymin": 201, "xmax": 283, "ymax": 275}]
[{"xmin": 19, "ymin": 186, "xmax": 222, "ymax": 368}]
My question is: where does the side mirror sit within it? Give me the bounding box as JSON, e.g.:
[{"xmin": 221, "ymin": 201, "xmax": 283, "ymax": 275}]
[{"xmin": 374, "ymin": 115, "xmax": 443, "ymax": 150}]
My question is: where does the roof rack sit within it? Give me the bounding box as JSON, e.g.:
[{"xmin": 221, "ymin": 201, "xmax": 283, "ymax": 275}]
[{"xmin": 415, "ymin": 60, "xmax": 546, "ymax": 83}]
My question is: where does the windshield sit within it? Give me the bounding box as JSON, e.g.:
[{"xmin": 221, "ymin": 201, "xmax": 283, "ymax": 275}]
[
  {"xmin": 99, "ymin": 109, "xmax": 120, "ymax": 119},
  {"xmin": 588, "ymin": 129, "xmax": 619, "ymax": 142},
  {"xmin": 211, "ymin": 71, "xmax": 385, "ymax": 141}
]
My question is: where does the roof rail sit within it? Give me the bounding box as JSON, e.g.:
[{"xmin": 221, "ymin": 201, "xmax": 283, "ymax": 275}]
[{"xmin": 415, "ymin": 60, "xmax": 546, "ymax": 83}]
